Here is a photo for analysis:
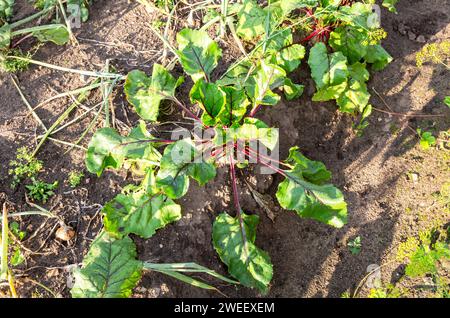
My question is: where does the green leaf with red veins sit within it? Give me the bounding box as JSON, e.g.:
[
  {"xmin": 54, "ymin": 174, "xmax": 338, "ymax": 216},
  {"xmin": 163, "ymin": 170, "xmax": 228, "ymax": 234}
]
[
  {"xmin": 276, "ymin": 147, "xmax": 348, "ymax": 228},
  {"xmin": 102, "ymin": 169, "xmax": 181, "ymax": 239},
  {"xmin": 212, "ymin": 212, "xmax": 273, "ymax": 294},
  {"xmin": 156, "ymin": 139, "xmax": 216, "ymax": 199},
  {"xmin": 124, "ymin": 64, "xmax": 183, "ymax": 121},
  {"xmin": 190, "ymin": 80, "xmax": 226, "ymax": 126},
  {"xmin": 85, "ymin": 122, "xmax": 160, "ymax": 177},
  {"xmin": 218, "ymin": 86, "xmax": 250, "ymax": 126},
  {"xmin": 71, "ymin": 231, "xmax": 143, "ymax": 298},
  {"xmin": 176, "ymin": 28, "xmax": 222, "ymax": 82},
  {"xmin": 247, "ymin": 61, "xmax": 286, "ymax": 107}
]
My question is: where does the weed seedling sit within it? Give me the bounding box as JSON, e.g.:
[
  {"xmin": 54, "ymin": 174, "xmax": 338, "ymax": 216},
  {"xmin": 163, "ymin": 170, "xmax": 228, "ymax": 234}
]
[
  {"xmin": 8, "ymin": 147, "xmax": 43, "ymax": 189},
  {"xmin": 348, "ymin": 236, "xmax": 362, "ymax": 255},
  {"xmin": 417, "ymin": 129, "xmax": 437, "ymax": 150},
  {"xmin": 0, "ymin": 48, "xmax": 31, "ymax": 73},
  {"xmin": 68, "ymin": 171, "xmax": 84, "ymax": 188},
  {"xmin": 25, "ymin": 178, "xmax": 58, "ymax": 203},
  {"xmin": 8, "ymin": 221, "xmax": 25, "ymax": 266},
  {"xmin": 9, "ymin": 247, "xmax": 24, "ymax": 266},
  {"xmin": 10, "ymin": 222, "xmax": 25, "ymax": 240}
]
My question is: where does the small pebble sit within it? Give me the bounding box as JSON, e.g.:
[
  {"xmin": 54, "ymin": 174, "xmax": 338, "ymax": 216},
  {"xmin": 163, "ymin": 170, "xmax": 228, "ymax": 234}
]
[
  {"xmin": 409, "ymin": 172, "xmax": 419, "ymax": 183},
  {"xmin": 398, "ymin": 23, "xmax": 407, "ymax": 35},
  {"xmin": 416, "ymin": 35, "xmax": 426, "ymax": 43}
]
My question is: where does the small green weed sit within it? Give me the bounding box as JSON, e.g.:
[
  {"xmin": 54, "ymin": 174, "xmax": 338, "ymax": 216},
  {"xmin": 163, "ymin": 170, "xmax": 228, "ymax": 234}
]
[
  {"xmin": 368, "ymin": 284, "xmax": 403, "ymax": 298},
  {"xmin": 348, "ymin": 236, "xmax": 362, "ymax": 255},
  {"xmin": 0, "ymin": 48, "xmax": 32, "ymax": 73},
  {"xmin": 68, "ymin": 171, "xmax": 84, "ymax": 188},
  {"xmin": 10, "ymin": 222, "xmax": 26, "ymax": 240},
  {"xmin": 25, "ymin": 178, "xmax": 58, "ymax": 203},
  {"xmin": 8, "ymin": 147, "xmax": 43, "ymax": 189},
  {"xmin": 153, "ymin": 0, "xmax": 175, "ymax": 11},
  {"xmin": 417, "ymin": 129, "xmax": 437, "ymax": 150},
  {"xmin": 10, "ymin": 247, "xmax": 25, "ymax": 266}
]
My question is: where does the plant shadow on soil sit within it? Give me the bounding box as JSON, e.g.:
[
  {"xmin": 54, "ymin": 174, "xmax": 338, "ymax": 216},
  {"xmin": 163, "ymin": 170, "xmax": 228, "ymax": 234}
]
[{"xmin": 0, "ymin": 0, "xmax": 449, "ymax": 298}]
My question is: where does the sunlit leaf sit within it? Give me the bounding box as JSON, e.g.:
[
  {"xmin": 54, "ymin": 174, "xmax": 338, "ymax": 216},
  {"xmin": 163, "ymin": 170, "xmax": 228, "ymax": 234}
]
[
  {"xmin": 124, "ymin": 64, "xmax": 183, "ymax": 121},
  {"xmin": 71, "ymin": 231, "xmax": 143, "ymax": 298},
  {"xmin": 176, "ymin": 28, "xmax": 222, "ymax": 82},
  {"xmin": 213, "ymin": 212, "xmax": 273, "ymax": 293}
]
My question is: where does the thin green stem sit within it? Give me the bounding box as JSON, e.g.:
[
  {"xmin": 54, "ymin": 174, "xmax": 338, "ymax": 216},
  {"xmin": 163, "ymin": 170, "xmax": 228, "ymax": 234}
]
[
  {"xmin": 9, "ymin": 7, "xmax": 54, "ymax": 30},
  {"xmin": 51, "ymin": 102, "xmax": 102, "ymax": 134},
  {"xmin": 34, "ymin": 82, "xmax": 103, "ymax": 110},
  {"xmin": 10, "ymin": 75, "xmax": 48, "ymax": 132},
  {"xmin": 1, "ymin": 204, "xmax": 9, "ymax": 280},
  {"xmin": 32, "ymin": 80, "xmax": 97, "ymax": 157},
  {"xmin": 7, "ymin": 211, "xmax": 56, "ymax": 218},
  {"xmin": 67, "ymin": 103, "xmax": 103, "ymax": 153},
  {"xmin": 57, "ymin": 0, "xmax": 76, "ymax": 43},
  {"xmin": 220, "ymin": 0, "xmax": 228, "ymax": 37},
  {"xmin": 10, "ymin": 24, "xmax": 67, "ymax": 37},
  {"xmin": 7, "ymin": 56, "xmax": 124, "ymax": 79}
]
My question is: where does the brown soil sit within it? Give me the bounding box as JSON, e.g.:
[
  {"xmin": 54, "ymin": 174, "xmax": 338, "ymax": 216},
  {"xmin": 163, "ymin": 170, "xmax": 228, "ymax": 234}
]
[{"xmin": 0, "ymin": 0, "xmax": 449, "ymax": 298}]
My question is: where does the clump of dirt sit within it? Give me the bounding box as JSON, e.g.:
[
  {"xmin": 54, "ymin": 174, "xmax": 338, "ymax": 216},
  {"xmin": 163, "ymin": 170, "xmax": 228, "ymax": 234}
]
[{"xmin": 0, "ymin": 0, "xmax": 449, "ymax": 298}]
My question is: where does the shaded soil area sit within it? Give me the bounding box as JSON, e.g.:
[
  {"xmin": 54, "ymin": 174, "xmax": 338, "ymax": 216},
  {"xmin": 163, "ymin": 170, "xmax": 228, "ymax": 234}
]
[{"xmin": 0, "ymin": 0, "xmax": 449, "ymax": 298}]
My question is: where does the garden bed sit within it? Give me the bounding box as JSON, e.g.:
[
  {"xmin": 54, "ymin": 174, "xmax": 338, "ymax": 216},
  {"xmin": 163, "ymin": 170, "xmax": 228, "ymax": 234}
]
[{"xmin": 0, "ymin": 0, "xmax": 449, "ymax": 298}]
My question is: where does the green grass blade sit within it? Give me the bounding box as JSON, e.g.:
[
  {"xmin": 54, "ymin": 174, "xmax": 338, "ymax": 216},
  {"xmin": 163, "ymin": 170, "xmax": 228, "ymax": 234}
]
[
  {"xmin": 143, "ymin": 262, "xmax": 238, "ymax": 284},
  {"xmin": 7, "ymin": 56, "xmax": 124, "ymax": 79},
  {"xmin": 154, "ymin": 269, "xmax": 217, "ymax": 291},
  {"xmin": 1, "ymin": 204, "xmax": 9, "ymax": 280},
  {"xmin": 7, "ymin": 211, "xmax": 56, "ymax": 218}
]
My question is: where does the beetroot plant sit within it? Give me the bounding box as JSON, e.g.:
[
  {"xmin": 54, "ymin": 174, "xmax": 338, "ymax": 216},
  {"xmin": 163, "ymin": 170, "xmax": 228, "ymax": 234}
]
[{"xmin": 73, "ymin": 0, "xmax": 396, "ymax": 296}]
